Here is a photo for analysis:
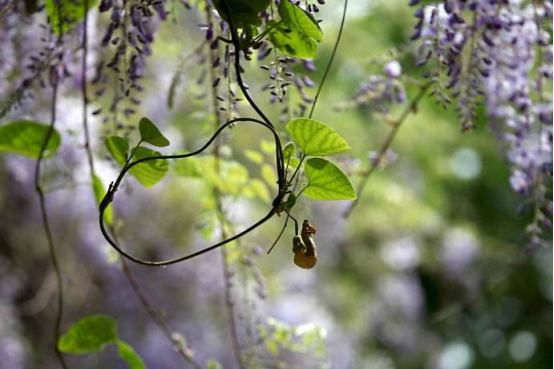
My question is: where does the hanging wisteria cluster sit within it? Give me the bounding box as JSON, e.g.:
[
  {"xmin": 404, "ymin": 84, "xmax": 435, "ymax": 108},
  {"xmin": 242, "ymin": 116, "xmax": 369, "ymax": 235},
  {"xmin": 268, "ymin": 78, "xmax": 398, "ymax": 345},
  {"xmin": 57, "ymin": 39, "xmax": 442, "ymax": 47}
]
[
  {"xmin": 410, "ymin": 0, "xmax": 553, "ymax": 246},
  {"xmin": 341, "ymin": 0, "xmax": 552, "ymax": 246}
]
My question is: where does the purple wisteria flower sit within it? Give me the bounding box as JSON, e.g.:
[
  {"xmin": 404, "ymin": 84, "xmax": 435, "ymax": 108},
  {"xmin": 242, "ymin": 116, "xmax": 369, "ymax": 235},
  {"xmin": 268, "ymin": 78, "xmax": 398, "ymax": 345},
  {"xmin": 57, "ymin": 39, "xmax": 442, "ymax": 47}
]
[{"xmin": 410, "ymin": 0, "xmax": 553, "ymax": 244}]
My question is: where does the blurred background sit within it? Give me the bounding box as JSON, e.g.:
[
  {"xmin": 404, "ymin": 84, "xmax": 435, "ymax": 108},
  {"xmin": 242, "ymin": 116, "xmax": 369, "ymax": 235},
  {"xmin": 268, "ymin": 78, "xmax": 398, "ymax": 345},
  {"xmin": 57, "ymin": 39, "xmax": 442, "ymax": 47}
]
[{"xmin": 0, "ymin": 0, "xmax": 552, "ymax": 368}]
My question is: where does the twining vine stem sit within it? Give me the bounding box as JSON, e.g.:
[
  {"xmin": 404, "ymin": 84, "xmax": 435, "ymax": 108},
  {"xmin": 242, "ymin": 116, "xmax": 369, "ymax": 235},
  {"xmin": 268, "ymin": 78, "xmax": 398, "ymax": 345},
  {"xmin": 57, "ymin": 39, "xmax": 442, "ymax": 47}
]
[
  {"xmin": 35, "ymin": 71, "xmax": 68, "ymax": 369},
  {"xmin": 99, "ymin": 119, "xmax": 284, "ymax": 267},
  {"xmin": 343, "ymin": 81, "xmax": 433, "ymax": 218},
  {"xmin": 33, "ymin": 7, "xmax": 69, "ymax": 369},
  {"xmin": 309, "ymin": 0, "xmax": 348, "ymax": 119}
]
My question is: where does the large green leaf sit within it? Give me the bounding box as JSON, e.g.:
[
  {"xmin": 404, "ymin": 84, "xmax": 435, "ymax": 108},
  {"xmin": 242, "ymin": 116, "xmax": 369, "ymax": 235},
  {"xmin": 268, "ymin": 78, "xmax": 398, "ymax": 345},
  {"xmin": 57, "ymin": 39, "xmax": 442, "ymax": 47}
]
[
  {"xmin": 0, "ymin": 120, "xmax": 61, "ymax": 158},
  {"xmin": 105, "ymin": 136, "xmax": 129, "ymax": 165},
  {"xmin": 278, "ymin": 0, "xmax": 322, "ymax": 42},
  {"xmin": 45, "ymin": 0, "xmax": 96, "ymax": 35},
  {"xmin": 92, "ymin": 174, "xmax": 113, "ymax": 226},
  {"xmin": 58, "ymin": 315, "xmax": 118, "ymax": 354},
  {"xmin": 129, "ymin": 147, "xmax": 168, "ymax": 187},
  {"xmin": 139, "ymin": 117, "xmax": 170, "ymax": 147},
  {"xmin": 267, "ymin": 1, "xmax": 323, "ymax": 58},
  {"xmin": 117, "ymin": 341, "xmax": 146, "ymax": 369},
  {"xmin": 303, "ymin": 158, "xmax": 356, "ymax": 201},
  {"xmin": 286, "ymin": 119, "xmax": 350, "ymax": 157},
  {"xmin": 213, "ymin": 0, "xmax": 270, "ymax": 27},
  {"xmin": 268, "ymin": 21, "xmax": 318, "ymax": 59}
]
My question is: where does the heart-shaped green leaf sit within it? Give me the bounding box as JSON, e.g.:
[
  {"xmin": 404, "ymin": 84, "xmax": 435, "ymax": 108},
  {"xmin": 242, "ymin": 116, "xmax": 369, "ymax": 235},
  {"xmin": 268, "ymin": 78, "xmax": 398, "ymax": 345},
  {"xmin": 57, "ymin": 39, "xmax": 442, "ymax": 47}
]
[
  {"xmin": 0, "ymin": 120, "xmax": 61, "ymax": 158},
  {"xmin": 129, "ymin": 147, "xmax": 168, "ymax": 187},
  {"xmin": 268, "ymin": 21, "xmax": 318, "ymax": 59},
  {"xmin": 267, "ymin": 1, "xmax": 323, "ymax": 58},
  {"xmin": 303, "ymin": 158, "xmax": 356, "ymax": 201},
  {"xmin": 278, "ymin": 0, "xmax": 322, "ymax": 42},
  {"xmin": 282, "ymin": 142, "xmax": 295, "ymax": 161},
  {"xmin": 286, "ymin": 119, "xmax": 350, "ymax": 157},
  {"xmin": 58, "ymin": 315, "xmax": 118, "ymax": 354},
  {"xmin": 283, "ymin": 142, "xmax": 301, "ymax": 168},
  {"xmin": 105, "ymin": 136, "xmax": 129, "ymax": 165},
  {"xmin": 139, "ymin": 117, "xmax": 170, "ymax": 147}
]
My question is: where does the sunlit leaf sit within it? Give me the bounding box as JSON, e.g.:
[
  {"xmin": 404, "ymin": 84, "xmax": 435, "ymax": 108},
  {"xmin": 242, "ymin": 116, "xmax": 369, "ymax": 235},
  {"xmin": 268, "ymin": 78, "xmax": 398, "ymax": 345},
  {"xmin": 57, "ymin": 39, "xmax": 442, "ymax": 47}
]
[
  {"xmin": 286, "ymin": 119, "xmax": 350, "ymax": 157},
  {"xmin": 129, "ymin": 147, "xmax": 168, "ymax": 187},
  {"xmin": 117, "ymin": 341, "xmax": 145, "ymax": 369},
  {"xmin": 283, "ymin": 142, "xmax": 295, "ymax": 161},
  {"xmin": 0, "ymin": 120, "xmax": 61, "ymax": 158},
  {"xmin": 243, "ymin": 178, "xmax": 271, "ymax": 202},
  {"xmin": 58, "ymin": 315, "xmax": 118, "ymax": 354},
  {"xmin": 45, "ymin": 0, "xmax": 96, "ymax": 35},
  {"xmin": 303, "ymin": 158, "xmax": 356, "ymax": 200},
  {"xmin": 92, "ymin": 174, "xmax": 113, "ymax": 226},
  {"xmin": 283, "ymin": 142, "xmax": 301, "ymax": 169},
  {"xmin": 260, "ymin": 140, "xmax": 276, "ymax": 154},
  {"xmin": 105, "ymin": 136, "xmax": 129, "ymax": 165},
  {"xmin": 175, "ymin": 156, "xmax": 249, "ymax": 196},
  {"xmin": 244, "ymin": 149, "xmax": 264, "ymax": 164},
  {"xmin": 139, "ymin": 117, "xmax": 170, "ymax": 147},
  {"xmin": 262, "ymin": 163, "xmax": 278, "ymax": 186}
]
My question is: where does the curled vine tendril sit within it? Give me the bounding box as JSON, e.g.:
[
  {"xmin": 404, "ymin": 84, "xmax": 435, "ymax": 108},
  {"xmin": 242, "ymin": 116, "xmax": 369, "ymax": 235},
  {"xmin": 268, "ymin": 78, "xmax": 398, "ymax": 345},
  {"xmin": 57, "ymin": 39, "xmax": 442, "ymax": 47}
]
[{"xmin": 99, "ymin": 117, "xmax": 286, "ymax": 267}]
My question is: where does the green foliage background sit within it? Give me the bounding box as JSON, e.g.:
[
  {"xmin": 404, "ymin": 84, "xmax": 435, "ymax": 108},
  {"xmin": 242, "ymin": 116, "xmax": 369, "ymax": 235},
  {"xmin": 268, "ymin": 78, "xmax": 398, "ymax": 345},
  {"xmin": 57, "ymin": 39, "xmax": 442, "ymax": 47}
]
[{"xmin": 0, "ymin": 0, "xmax": 551, "ymax": 368}]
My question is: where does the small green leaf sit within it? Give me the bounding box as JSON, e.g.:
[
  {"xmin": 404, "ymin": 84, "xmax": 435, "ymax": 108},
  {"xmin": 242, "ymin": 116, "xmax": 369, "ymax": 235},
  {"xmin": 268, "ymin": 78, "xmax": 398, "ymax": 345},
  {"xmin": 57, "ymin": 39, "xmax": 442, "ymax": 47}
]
[
  {"xmin": 303, "ymin": 158, "xmax": 356, "ymax": 201},
  {"xmin": 117, "ymin": 341, "xmax": 145, "ymax": 369},
  {"xmin": 0, "ymin": 120, "xmax": 61, "ymax": 158},
  {"xmin": 286, "ymin": 119, "xmax": 350, "ymax": 157},
  {"xmin": 138, "ymin": 117, "xmax": 170, "ymax": 147},
  {"xmin": 129, "ymin": 147, "xmax": 168, "ymax": 187},
  {"xmin": 282, "ymin": 142, "xmax": 295, "ymax": 162},
  {"xmin": 244, "ymin": 149, "xmax": 264, "ymax": 164},
  {"xmin": 105, "ymin": 136, "xmax": 129, "ymax": 165},
  {"xmin": 283, "ymin": 142, "xmax": 301, "ymax": 169},
  {"xmin": 58, "ymin": 315, "xmax": 118, "ymax": 354},
  {"xmin": 92, "ymin": 174, "xmax": 113, "ymax": 226},
  {"xmin": 45, "ymin": 0, "xmax": 96, "ymax": 35}
]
